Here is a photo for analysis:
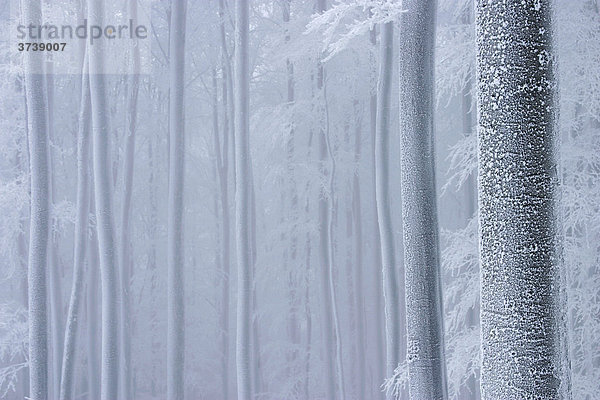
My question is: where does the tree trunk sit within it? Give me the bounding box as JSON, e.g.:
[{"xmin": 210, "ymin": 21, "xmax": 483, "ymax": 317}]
[
  {"xmin": 369, "ymin": 23, "xmax": 386, "ymax": 400},
  {"xmin": 167, "ymin": 1, "xmax": 187, "ymax": 398},
  {"xmin": 351, "ymin": 101, "xmax": 366, "ymax": 400},
  {"xmin": 86, "ymin": 211, "xmax": 100, "ymax": 400},
  {"xmin": 398, "ymin": 1, "xmax": 448, "ymax": 398},
  {"xmin": 23, "ymin": 1, "xmax": 50, "ymax": 398},
  {"xmin": 218, "ymin": 2, "xmax": 233, "ymax": 396},
  {"xmin": 314, "ymin": 0, "xmax": 340, "ymax": 398},
  {"xmin": 375, "ymin": 22, "xmax": 401, "ymax": 390},
  {"xmin": 219, "ymin": 69, "xmax": 232, "ymax": 400},
  {"xmin": 476, "ymin": 1, "xmax": 569, "ymax": 398},
  {"xmin": 59, "ymin": 51, "xmax": 91, "ymax": 400},
  {"xmin": 88, "ymin": 1, "xmax": 120, "ymax": 398},
  {"xmin": 234, "ymin": 0, "xmax": 252, "ymax": 398},
  {"xmin": 46, "ymin": 59, "xmax": 64, "ymax": 400},
  {"xmin": 283, "ymin": 1, "xmax": 302, "ymax": 395},
  {"xmin": 118, "ymin": 2, "xmax": 141, "ymax": 398}
]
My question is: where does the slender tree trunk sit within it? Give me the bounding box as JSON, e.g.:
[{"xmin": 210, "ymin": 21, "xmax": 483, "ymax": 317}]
[
  {"xmin": 476, "ymin": 1, "xmax": 569, "ymax": 398},
  {"xmin": 59, "ymin": 52, "xmax": 91, "ymax": 400},
  {"xmin": 375, "ymin": 21, "xmax": 401, "ymax": 390},
  {"xmin": 234, "ymin": 1, "xmax": 252, "ymax": 398},
  {"xmin": 118, "ymin": 2, "xmax": 141, "ymax": 398},
  {"xmin": 282, "ymin": 1, "xmax": 301, "ymax": 394},
  {"xmin": 86, "ymin": 212, "xmax": 100, "ymax": 400},
  {"xmin": 398, "ymin": 1, "xmax": 448, "ymax": 398},
  {"xmin": 146, "ymin": 133, "xmax": 160, "ymax": 398},
  {"xmin": 351, "ymin": 101, "xmax": 366, "ymax": 400},
  {"xmin": 368, "ymin": 23, "xmax": 386, "ymax": 400},
  {"xmin": 219, "ymin": 69, "xmax": 232, "ymax": 400},
  {"xmin": 218, "ymin": 3, "xmax": 233, "ymax": 396},
  {"xmin": 17, "ymin": 76, "xmax": 31, "ymax": 400},
  {"xmin": 46, "ymin": 60, "xmax": 64, "ymax": 400},
  {"xmin": 167, "ymin": 1, "xmax": 187, "ymax": 398},
  {"xmin": 88, "ymin": 1, "xmax": 119, "ymax": 398},
  {"xmin": 314, "ymin": 0, "xmax": 339, "ymax": 398},
  {"xmin": 23, "ymin": 1, "xmax": 50, "ymax": 397},
  {"xmin": 249, "ymin": 173, "xmax": 262, "ymax": 398}
]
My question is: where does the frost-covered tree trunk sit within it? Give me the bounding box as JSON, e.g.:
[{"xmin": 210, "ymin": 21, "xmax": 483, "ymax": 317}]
[
  {"xmin": 282, "ymin": 1, "xmax": 302, "ymax": 394},
  {"xmin": 46, "ymin": 60, "xmax": 64, "ymax": 400},
  {"xmin": 59, "ymin": 52, "xmax": 91, "ymax": 400},
  {"xmin": 351, "ymin": 103, "xmax": 366, "ymax": 400},
  {"xmin": 23, "ymin": 1, "xmax": 50, "ymax": 398},
  {"xmin": 398, "ymin": 1, "xmax": 448, "ymax": 398},
  {"xmin": 87, "ymin": 215, "xmax": 100, "ymax": 400},
  {"xmin": 88, "ymin": 0, "xmax": 119, "ymax": 398},
  {"xmin": 476, "ymin": 1, "xmax": 569, "ymax": 398},
  {"xmin": 218, "ymin": 70, "xmax": 232, "ymax": 400},
  {"xmin": 235, "ymin": 0, "xmax": 252, "ymax": 398},
  {"xmin": 374, "ymin": 22, "xmax": 401, "ymax": 387},
  {"xmin": 118, "ymin": 1, "xmax": 140, "ymax": 398},
  {"xmin": 315, "ymin": 0, "xmax": 338, "ymax": 398},
  {"xmin": 369, "ymin": 23, "xmax": 386, "ymax": 400},
  {"xmin": 167, "ymin": 1, "xmax": 186, "ymax": 398},
  {"xmin": 218, "ymin": 2, "xmax": 233, "ymax": 396}
]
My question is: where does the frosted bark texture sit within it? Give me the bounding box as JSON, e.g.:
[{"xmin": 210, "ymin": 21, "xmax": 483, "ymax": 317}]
[
  {"xmin": 59, "ymin": 53, "xmax": 91, "ymax": 400},
  {"xmin": 398, "ymin": 1, "xmax": 448, "ymax": 398},
  {"xmin": 476, "ymin": 0, "xmax": 567, "ymax": 398},
  {"xmin": 235, "ymin": 0, "xmax": 252, "ymax": 399},
  {"xmin": 167, "ymin": 1, "xmax": 186, "ymax": 399},
  {"xmin": 374, "ymin": 21, "xmax": 401, "ymax": 384},
  {"xmin": 88, "ymin": 1, "xmax": 119, "ymax": 398},
  {"xmin": 23, "ymin": 1, "xmax": 50, "ymax": 398}
]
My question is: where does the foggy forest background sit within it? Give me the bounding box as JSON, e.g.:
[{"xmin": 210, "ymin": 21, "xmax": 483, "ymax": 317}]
[{"xmin": 0, "ymin": 0, "xmax": 599, "ymax": 399}]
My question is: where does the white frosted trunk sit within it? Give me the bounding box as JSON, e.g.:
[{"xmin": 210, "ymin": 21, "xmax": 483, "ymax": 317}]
[
  {"xmin": 476, "ymin": 1, "xmax": 569, "ymax": 398},
  {"xmin": 86, "ymin": 217, "xmax": 100, "ymax": 400},
  {"xmin": 350, "ymin": 103, "xmax": 366, "ymax": 400},
  {"xmin": 234, "ymin": 0, "xmax": 252, "ymax": 398},
  {"xmin": 45, "ymin": 60, "xmax": 65, "ymax": 400},
  {"xmin": 314, "ymin": 0, "xmax": 339, "ymax": 397},
  {"xmin": 88, "ymin": 1, "xmax": 119, "ymax": 398},
  {"xmin": 369, "ymin": 24, "xmax": 386, "ymax": 400},
  {"xmin": 167, "ymin": 1, "xmax": 186, "ymax": 399},
  {"xmin": 23, "ymin": 1, "xmax": 50, "ymax": 398},
  {"xmin": 59, "ymin": 52, "xmax": 91, "ymax": 400},
  {"xmin": 118, "ymin": 1, "xmax": 140, "ymax": 398},
  {"xmin": 398, "ymin": 1, "xmax": 448, "ymax": 398},
  {"xmin": 374, "ymin": 22, "xmax": 401, "ymax": 387}
]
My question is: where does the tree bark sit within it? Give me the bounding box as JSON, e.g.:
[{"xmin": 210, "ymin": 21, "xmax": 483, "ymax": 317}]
[
  {"xmin": 375, "ymin": 22, "xmax": 401, "ymax": 390},
  {"xmin": 351, "ymin": 101, "xmax": 366, "ymax": 400},
  {"xmin": 118, "ymin": 2, "xmax": 141, "ymax": 398},
  {"xmin": 398, "ymin": 1, "xmax": 448, "ymax": 398},
  {"xmin": 218, "ymin": 2, "xmax": 233, "ymax": 396},
  {"xmin": 23, "ymin": 1, "xmax": 50, "ymax": 398},
  {"xmin": 476, "ymin": 0, "xmax": 569, "ymax": 398},
  {"xmin": 86, "ymin": 210, "xmax": 100, "ymax": 400},
  {"xmin": 234, "ymin": 0, "xmax": 252, "ymax": 398},
  {"xmin": 88, "ymin": 1, "xmax": 120, "ymax": 398},
  {"xmin": 369, "ymin": 23, "xmax": 386, "ymax": 400},
  {"xmin": 167, "ymin": 1, "xmax": 187, "ymax": 398},
  {"xmin": 45, "ymin": 59, "xmax": 64, "ymax": 400},
  {"xmin": 59, "ymin": 51, "xmax": 91, "ymax": 400}
]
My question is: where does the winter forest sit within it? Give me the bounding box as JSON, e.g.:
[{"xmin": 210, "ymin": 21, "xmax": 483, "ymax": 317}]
[{"xmin": 0, "ymin": 0, "xmax": 599, "ymax": 399}]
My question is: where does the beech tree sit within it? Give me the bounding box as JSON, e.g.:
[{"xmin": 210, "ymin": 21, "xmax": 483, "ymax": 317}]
[
  {"xmin": 476, "ymin": 0, "xmax": 569, "ymax": 398},
  {"xmin": 88, "ymin": 0, "xmax": 119, "ymax": 398},
  {"xmin": 398, "ymin": 0, "xmax": 448, "ymax": 398},
  {"xmin": 59, "ymin": 51, "xmax": 90, "ymax": 400},
  {"xmin": 22, "ymin": 0, "xmax": 50, "ymax": 398},
  {"xmin": 167, "ymin": 0, "xmax": 187, "ymax": 399},
  {"xmin": 235, "ymin": 0, "xmax": 252, "ymax": 398}
]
